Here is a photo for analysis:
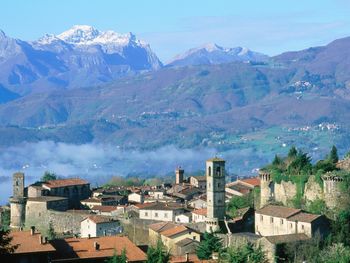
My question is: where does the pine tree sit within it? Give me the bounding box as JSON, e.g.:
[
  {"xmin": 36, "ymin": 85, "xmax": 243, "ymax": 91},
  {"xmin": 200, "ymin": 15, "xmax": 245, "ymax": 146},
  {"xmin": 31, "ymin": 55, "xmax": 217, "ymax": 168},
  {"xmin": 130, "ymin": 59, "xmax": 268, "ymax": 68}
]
[
  {"xmin": 328, "ymin": 145, "xmax": 339, "ymax": 164},
  {"xmin": 105, "ymin": 249, "xmax": 127, "ymax": 263},
  {"xmin": 288, "ymin": 146, "xmax": 298, "ymax": 159},
  {"xmin": 196, "ymin": 232, "xmax": 222, "ymax": 260},
  {"xmin": 146, "ymin": 239, "xmax": 170, "ymax": 263}
]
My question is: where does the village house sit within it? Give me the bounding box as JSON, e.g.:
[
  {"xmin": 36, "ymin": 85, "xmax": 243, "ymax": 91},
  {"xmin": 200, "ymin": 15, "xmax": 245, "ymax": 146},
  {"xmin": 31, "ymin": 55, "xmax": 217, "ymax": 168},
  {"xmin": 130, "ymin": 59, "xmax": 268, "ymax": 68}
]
[
  {"xmin": 139, "ymin": 202, "xmax": 185, "ymax": 222},
  {"xmin": 128, "ymin": 192, "xmax": 145, "ymax": 204},
  {"xmin": 225, "ymin": 177, "xmax": 260, "ymax": 199},
  {"xmin": 25, "ymin": 196, "xmax": 69, "ymax": 219},
  {"xmin": 91, "ymin": 205, "xmax": 126, "ymax": 216},
  {"xmin": 50, "ymin": 236, "xmax": 146, "ymax": 262},
  {"xmin": 80, "ymin": 197, "xmax": 118, "ymax": 208},
  {"xmin": 80, "ymin": 215, "xmax": 120, "ymax": 238},
  {"xmin": 189, "ymin": 176, "xmax": 206, "ymax": 190},
  {"xmin": 255, "ymin": 205, "xmax": 329, "ymax": 238},
  {"xmin": 191, "ymin": 208, "xmax": 207, "ymax": 223},
  {"xmin": 188, "ymin": 194, "xmax": 207, "ymax": 209},
  {"xmin": 149, "ymin": 222, "xmax": 200, "ymax": 256},
  {"xmin": 175, "ymin": 212, "xmax": 192, "ymax": 223}
]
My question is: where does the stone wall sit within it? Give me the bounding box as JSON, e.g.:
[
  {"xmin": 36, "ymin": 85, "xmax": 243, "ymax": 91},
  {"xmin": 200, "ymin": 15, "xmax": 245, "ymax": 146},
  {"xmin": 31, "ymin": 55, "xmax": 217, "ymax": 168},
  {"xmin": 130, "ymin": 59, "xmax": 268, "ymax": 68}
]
[
  {"xmin": 304, "ymin": 176, "xmax": 323, "ymax": 203},
  {"xmin": 274, "ymin": 181, "xmax": 297, "ymax": 205}
]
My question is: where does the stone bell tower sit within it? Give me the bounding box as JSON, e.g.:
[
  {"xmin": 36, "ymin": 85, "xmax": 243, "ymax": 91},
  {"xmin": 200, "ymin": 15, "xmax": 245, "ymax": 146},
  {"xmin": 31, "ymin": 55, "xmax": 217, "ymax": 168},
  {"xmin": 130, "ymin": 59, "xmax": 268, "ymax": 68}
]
[
  {"xmin": 206, "ymin": 157, "xmax": 226, "ymax": 232},
  {"xmin": 10, "ymin": 172, "xmax": 26, "ymax": 229},
  {"xmin": 175, "ymin": 166, "xmax": 184, "ymax": 184}
]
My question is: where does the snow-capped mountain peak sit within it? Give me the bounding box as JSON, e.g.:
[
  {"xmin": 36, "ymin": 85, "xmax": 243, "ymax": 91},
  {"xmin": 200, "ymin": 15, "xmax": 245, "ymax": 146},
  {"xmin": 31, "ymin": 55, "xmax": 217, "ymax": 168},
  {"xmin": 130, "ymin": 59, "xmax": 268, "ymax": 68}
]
[{"xmin": 57, "ymin": 25, "xmax": 100, "ymax": 44}]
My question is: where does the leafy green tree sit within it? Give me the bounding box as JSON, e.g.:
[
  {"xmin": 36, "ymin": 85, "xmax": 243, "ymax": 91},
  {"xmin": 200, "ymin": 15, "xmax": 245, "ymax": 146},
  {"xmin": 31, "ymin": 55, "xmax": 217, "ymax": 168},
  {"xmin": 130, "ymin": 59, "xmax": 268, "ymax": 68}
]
[
  {"xmin": 0, "ymin": 228, "xmax": 18, "ymax": 256},
  {"xmin": 196, "ymin": 232, "xmax": 222, "ymax": 260},
  {"xmin": 47, "ymin": 221, "xmax": 56, "ymax": 240},
  {"xmin": 227, "ymin": 192, "xmax": 253, "ymax": 217},
  {"xmin": 272, "ymin": 155, "xmax": 282, "ymax": 166},
  {"xmin": 41, "ymin": 171, "xmax": 57, "ymax": 182},
  {"xmin": 329, "ymin": 210, "xmax": 350, "ymax": 246},
  {"xmin": 306, "ymin": 199, "xmax": 327, "ymax": 215},
  {"xmin": 105, "ymin": 248, "xmax": 127, "ymax": 263},
  {"xmin": 223, "ymin": 242, "xmax": 266, "ymax": 263},
  {"xmin": 0, "ymin": 209, "xmax": 10, "ymax": 231},
  {"xmin": 146, "ymin": 239, "xmax": 170, "ymax": 263},
  {"xmin": 319, "ymin": 243, "xmax": 350, "ymax": 263},
  {"xmin": 287, "ymin": 150, "xmax": 312, "ymax": 175},
  {"xmin": 328, "ymin": 145, "xmax": 339, "ymax": 164}
]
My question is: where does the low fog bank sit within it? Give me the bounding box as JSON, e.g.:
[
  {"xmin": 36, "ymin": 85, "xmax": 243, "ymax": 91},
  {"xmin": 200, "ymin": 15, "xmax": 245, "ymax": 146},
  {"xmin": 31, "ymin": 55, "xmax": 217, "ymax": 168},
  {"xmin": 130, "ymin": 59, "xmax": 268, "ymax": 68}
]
[{"xmin": 0, "ymin": 140, "xmax": 287, "ymax": 204}]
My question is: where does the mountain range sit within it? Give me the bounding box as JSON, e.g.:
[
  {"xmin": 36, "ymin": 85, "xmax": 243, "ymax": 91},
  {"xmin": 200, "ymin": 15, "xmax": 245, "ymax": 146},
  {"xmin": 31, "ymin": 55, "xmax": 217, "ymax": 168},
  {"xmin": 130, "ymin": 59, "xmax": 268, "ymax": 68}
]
[{"xmin": 1, "ymin": 26, "xmax": 350, "ymax": 160}]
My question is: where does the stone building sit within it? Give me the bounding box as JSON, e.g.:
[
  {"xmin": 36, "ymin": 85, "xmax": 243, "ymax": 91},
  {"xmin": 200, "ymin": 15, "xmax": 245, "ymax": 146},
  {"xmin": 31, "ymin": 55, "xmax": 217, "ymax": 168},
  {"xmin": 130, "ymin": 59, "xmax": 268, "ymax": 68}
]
[
  {"xmin": 139, "ymin": 202, "xmax": 185, "ymax": 222},
  {"xmin": 255, "ymin": 205, "xmax": 329, "ymax": 238},
  {"xmin": 206, "ymin": 157, "xmax": 226, "ymax": 232},
  {"xmin": 10, "ymin": 173, "xmax": 26, "ymax": 229},
  {"xmin": 25, "ymin": 196, "xmax": 69, "ymax": 220},
  {"xmin": 189, "ymin": 176, "xmax": 207, "ymax": 190}
]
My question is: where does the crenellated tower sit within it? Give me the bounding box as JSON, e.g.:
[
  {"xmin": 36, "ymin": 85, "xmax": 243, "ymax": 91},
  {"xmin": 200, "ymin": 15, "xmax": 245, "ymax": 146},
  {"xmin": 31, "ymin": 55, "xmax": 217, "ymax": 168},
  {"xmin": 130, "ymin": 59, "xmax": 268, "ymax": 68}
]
[
  {"xmin": 206, "ymin": 157, "xmax": 226, "ymax": 232},
  {"xmin": 322, "ymin": 172, "xmax": 345, "ymax": 210},
  {"xmin": 175, "ymin": 166, "xmax": 184, "ymax": 184},
  {"xmin": 259, "ymin": 171, "xmax": 274, "ymax": 208},
  {"xmin": 10, "ymin": 172, "xmax": 26, "ymax": 228}
]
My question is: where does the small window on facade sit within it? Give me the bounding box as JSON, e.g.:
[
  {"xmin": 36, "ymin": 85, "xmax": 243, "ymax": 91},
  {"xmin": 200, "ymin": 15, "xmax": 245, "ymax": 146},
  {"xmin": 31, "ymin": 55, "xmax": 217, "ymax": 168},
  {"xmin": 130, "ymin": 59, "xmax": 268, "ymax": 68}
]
[
  {"xmin": 145, "ymin": 212, "xmax": 148, "ymax": 216},
  {"xmin": 164, "ymin": 213, "xmax": 168, "ymax": 218},
  {"xmin": 193, "ymin": 236, "xmax": 196, "ymax": 240},
  {"xmin": 270, "ymin": 217, "xmax": 274, "ymax": 223},
  {"xmin": 302, "ymin": 225, "xmax": 304, "ymax": 230},
  {"xmin": 208, "ymin": 166, "xmax": 211, "ymax": 176},
  {"xmin": 260, "ymin": 215, "xmax": 263, "ymax": 221},
  {"xmin": 216, "ymin": 167, "xmax": 221, "ymax": 176},
  {"xmin": 290, "ymin": 223, "xmax": 292, "ymax": 228},
  {"xmin": 218, "ymin": 183, "xmax": 221, "ymax": 187},
  {"xmin": 281, "ymin": 219, "xmax": 283, "ymax": 225},
  {"xmin": 155, "ymin": 213, "xmax": 158, "ymax": 217}
]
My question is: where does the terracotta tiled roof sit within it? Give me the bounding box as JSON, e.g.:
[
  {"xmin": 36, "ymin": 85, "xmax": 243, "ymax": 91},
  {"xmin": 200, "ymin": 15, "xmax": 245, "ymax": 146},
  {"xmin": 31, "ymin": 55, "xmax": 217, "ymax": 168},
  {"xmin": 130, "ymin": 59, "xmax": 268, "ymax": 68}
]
[
  {"xmin": 83, "ymin": 215, "xmax": 116, "ymax": 224},
  {"xmin": 10, "ymin": 230, "xmax": 56, "ymax": 254},
  {"xmin": 192, "ymin": 208, "xmax": 207, "ymax": 216},
  {"xmin": 240, "ymin": 177, "xmax": 260, "ymax": 187},
  {"xmin": 287, "ymin": 212, "xmax": 322, "ymax": 223},
  {"xmin": 43, "ymin": 178, "xmax": 89, "ymax": 189},
  {"xmin": 91, "ymin": 205, "xmax": 120, "ymax": 212},
  {"xmin": 149, "ymin": 222, "xmax": 177, "ymax": 233},
  {"xmin": 51, "ymin": 236, "xmax": 146, "ymax": 262},
  {"xmin": 160, "ymin": 225, "xmax": 189, "ymax": 237},
  {"xmin": 264, "ymin": 233, "xmax": 310, "ymax": 244},
  {"xmin": 256, "ymin": 205, "xmax": 301, "ymax": 218}
]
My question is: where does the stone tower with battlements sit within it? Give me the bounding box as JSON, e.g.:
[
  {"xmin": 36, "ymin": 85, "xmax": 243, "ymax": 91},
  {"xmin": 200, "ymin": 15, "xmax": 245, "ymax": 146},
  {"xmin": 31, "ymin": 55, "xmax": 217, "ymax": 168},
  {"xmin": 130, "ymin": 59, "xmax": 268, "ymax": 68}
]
[
  {"xmin": 175, "ymin": 167, "xmax": 184, "ymax": 184},
  {"xmin": 10, "ymin": 172, "xmax": 26, "ymax": 228},
  {"xmin": 206, "ymin": 157, "xmax": 226, "ymax": 232},
  {"xmin": 259, "ymin": 171, "xmax": 273, "ymax": 208},
  {"xmin": 323, "ymin": 173, "xmax": 346, "ymax": 210}
]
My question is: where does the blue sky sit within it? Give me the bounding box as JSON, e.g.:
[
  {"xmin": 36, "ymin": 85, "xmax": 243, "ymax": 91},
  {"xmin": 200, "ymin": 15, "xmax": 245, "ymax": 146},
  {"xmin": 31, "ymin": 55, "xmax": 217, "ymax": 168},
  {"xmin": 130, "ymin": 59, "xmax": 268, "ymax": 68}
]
[{"xmin": 2, "ymin": 0, "xmax": 350, "ymax": 62}]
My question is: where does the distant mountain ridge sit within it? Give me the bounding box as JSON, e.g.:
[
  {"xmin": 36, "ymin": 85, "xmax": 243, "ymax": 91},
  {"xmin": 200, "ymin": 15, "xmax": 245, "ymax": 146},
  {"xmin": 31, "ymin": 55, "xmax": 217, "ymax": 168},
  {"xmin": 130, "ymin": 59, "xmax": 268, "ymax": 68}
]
[
  {"xmin": 0, "ymin": 25, "xmax": 162, "ymax": 95},
  {"xmin": 167, "ymin": 43, "xmax": 269, "ymax": 67}
]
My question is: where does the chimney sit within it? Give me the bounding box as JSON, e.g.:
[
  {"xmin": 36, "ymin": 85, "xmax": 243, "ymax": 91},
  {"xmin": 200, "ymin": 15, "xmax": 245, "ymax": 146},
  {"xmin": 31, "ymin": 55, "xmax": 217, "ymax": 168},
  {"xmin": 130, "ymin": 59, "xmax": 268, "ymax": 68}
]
[
  {"xmin": 39, "ymin": 235, "xmax": 43, "ymax": 244},
  {"xmin": 30, "ymin": 226, "xmax": 35, "ymax": 235},
  {"xmin": 185, "ymin": 252, "xmax": 189, "ymax": 262},
  {"xmin": 94, "ymin": 241, "xmax": 100, "ymax": 250}
]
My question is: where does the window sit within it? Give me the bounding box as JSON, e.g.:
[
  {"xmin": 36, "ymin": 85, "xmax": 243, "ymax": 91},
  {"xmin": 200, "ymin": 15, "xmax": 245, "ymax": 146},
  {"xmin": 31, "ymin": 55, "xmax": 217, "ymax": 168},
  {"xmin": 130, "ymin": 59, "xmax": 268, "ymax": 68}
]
[
  {"xmin": 260, "ymin": 215, "xmax": 263, "ymax": 222},
  {"xmin": 302, "ymin": 225, "xmax": 304, "ymax": 230},
  {"xmin": 164, "ymin": 213, "xmax": 168, "ymax": 218},
  {"xmin": 281, "ymin": 219, "xmax": 284, "ymax": 225},
  {"xmin": 218, "ymin": 199, "xmax": 222, "ymax": 203},
  {"xmin": 218, "ymin": 183, "xmax": 221, "ymax": 187},
  {"xmin": 216, "ymin": 167, "xmax": 221, "ymax": 176},
  {"xmin": 208, "ymin": 167, "xmax": 211, "ymax": 176},
  {"xmin": 270, "ymin": 217, "xmax": 274, "ymax": 223},
  {"xmin": 144, "ymin": 212, "xmax": 148, "ymax": 216},
  {"xmin": 290, "ymin": 223, "xmax": 293, "ymax": 228},
  {"xmin": 193, "ymin": 236, "xmax": 196, "ymax": 240},
  {"xmin": 155, "ymin": 213, "xmax": 158, "ymax": 217}
]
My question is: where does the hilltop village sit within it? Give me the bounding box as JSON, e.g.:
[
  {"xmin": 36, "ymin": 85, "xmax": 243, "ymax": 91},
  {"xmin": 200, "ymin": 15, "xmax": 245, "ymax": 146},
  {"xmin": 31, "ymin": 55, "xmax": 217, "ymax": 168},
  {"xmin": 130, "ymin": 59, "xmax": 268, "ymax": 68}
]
[{"xmin": 1, "ymin": 147, "xmax": 350, "ymax": 262}]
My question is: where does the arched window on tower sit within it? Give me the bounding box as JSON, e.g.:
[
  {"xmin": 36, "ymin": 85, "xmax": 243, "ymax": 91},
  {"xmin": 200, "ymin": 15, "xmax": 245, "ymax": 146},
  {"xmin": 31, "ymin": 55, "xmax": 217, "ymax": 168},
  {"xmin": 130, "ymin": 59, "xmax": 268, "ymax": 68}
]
[
  {"xmin": 208, "ymin": 166, "xmax": 211, "ymax": 176},
  {"xmin": 216, "ymin": 167, "xmax": 221, "ymax": 176}
]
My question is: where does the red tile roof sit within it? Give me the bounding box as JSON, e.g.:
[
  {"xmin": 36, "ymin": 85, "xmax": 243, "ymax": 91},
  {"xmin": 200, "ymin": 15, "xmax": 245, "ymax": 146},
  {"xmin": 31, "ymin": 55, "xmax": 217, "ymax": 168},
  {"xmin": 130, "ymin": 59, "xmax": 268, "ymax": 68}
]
[
  {"xmin": 160, "ymin": 225, "xmax": 189, "ymax": 238},
  {"xmin": 240, "ymin": 177, "xmax": 260, "ymax": 187},
  {"xmin": 10, "ymin": 230, "xmax": 56, "ymax": 254},
  {"xmin": 51, "ymin": 236, "xmax": 146, "ymax": 262},
  {"xmin": 192, "ymin": 208, "xmax": 207, "ymax": 216},
  {"xmin": 91, "ymin": 205, "xmax": 120, "ymax": 212},
  {"xmin": 149, "ymin": 222, "xmax": 177, "ymax": 233},
  {"xmin": 43, "ymin": 178, "xmax": 89, "ymax": 189},
  {"xmin": 256, "ymin": 205, "xmax": 301, "ymax": 218},
  {"xmin": 287, "ymin": 212, "xmax": 322, "ymax": 223}
]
